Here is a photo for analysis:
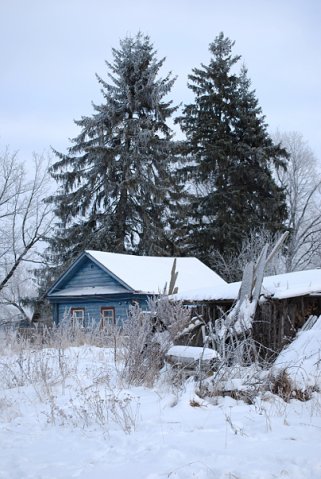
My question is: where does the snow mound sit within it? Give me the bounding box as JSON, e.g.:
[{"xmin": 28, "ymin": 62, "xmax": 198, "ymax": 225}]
[{"xmin": 273, "ymin": 316, "xmax": 321, "ymax": 390}]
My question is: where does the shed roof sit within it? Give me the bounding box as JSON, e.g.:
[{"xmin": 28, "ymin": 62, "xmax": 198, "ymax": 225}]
[{"xmin": 173, "ymin": 269, "xmax": 321, "ymax": 302}]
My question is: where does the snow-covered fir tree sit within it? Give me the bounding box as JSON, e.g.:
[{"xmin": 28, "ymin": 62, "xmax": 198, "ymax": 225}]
[
  {"xmin": 47, "ymin": 33, "xmax": 181, "ymax": 270},
  {"xmin": 177, "ymin": 32, "xmax": 288, "ymax": 265}
]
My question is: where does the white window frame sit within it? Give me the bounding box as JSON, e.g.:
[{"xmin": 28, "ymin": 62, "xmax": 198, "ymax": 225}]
[
  {"xmin": 100, "ymin": 307, "xmax": 115, "ymax": 329},
  {"xmin": 71, "ymin": 308, "xmax": 85, "ymax": 328}
]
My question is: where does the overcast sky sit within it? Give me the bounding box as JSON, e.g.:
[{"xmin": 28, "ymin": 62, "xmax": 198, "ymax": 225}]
[{"xmin": 1, "ymin": 0, "xmax": 320, "ymax": 163}]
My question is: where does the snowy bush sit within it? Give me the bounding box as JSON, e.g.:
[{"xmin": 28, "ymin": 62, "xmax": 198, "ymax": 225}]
[{"xmin": 120, "ymin": 297, "xmax": 191, "ymax": 387}]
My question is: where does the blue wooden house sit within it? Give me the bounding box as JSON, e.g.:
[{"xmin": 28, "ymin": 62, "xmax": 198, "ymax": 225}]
[{"xmin": 46, "ymin": 250, "xmax": 226, "ymax": 328}]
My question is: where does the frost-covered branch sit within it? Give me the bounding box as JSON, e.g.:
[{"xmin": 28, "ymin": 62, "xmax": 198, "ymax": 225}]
[
  {"xmin": 0, "ymin": 148, "xmax": 54, "ymax": 319},
  {"xmin": 274, "ymin": 131, "xmax": 321, "ymax": 271}
]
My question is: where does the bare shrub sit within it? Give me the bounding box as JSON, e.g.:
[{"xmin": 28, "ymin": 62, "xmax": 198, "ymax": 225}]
[
  {"xmin": 148, "ymin": 296, "xmax": 191, "ymax": 341},
  {"xmin": 0, "ymin": 316, "xmax": 122, "ymax": 353},
  {"xmin": 120, "ymin": 298, "xmax": 191, "ymax": 387},
  {"xmin": 268, "ymin": 369, "xmax": 293, "ymax": 401},
  {"xmin": 108, "ymin": 393, "xmax": 140, "ymax": 433},
  {"xmin": 120, "ymin": 303, "xmax": 161, "ymax": 387},
  {"xmin": 0, "ymin": 347, "xmax": 73, "ymax": 391},
  {"xmin": 0, "ymin": 330, "xmax": 141, "ymax": 432},
  {"xmin": 0, "ymin": 396, "xmax": 20, "ymax": 422},
  {"xmin": 266, "ymin": 368, "xmax": 317, "ymax": 402},
  {"xmin": 196, "ymin": 362, "xmax": 266, "ymax": 404},
  {"xmin": 66, "ymin": 386, "xmax": 140, "ymax": 433},
  {"xmin": 48, "ymin": 314, "xmax": 126, "ymax": 352},
  {"xmin": 47, "ymin": 316, "xmax": 104, "ymax": 348},
  {"xmin": 189, "ymin": 398, "xmax": 202, "ymax": 407}
]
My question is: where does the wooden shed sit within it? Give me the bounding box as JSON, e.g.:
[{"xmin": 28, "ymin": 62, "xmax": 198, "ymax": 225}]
[{"xmin": 174, "ymin": 269, "xmax": 321, "ymax": 354}]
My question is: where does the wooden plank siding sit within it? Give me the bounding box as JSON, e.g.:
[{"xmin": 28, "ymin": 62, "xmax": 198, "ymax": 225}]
[
  {"xmin": 181, "ymin": 296, "xmax": 321, "ymax": 357},
  {"xmin": 55, "ymin": 257, "xmax": 128, "ymax": 292},
  {"xmin": 253, "ymin": 296, "xmax": 321, "ymax": 356},
  {"xmin": 56, "ymin": 295, "xmax": 149, "ymax": 327}
]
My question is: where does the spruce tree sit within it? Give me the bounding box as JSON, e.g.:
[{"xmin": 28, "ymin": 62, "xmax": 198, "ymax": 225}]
[
  {"xmin": 177, "ymin": 33, "xmax": 288, "ymax": 264},
  {"xmin": 47, "ymin": 33, "xmax": 180, "ymax": 269}
]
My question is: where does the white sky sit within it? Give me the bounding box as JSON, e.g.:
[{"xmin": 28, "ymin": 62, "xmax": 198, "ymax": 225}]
[{"xmin": 1, "ymin": 0, "xmax": 320, "ymax": 163}]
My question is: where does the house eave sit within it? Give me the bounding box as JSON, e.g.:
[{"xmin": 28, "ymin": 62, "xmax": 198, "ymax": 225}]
[{"xmin": 47, "ymin": 291, "xmax": 154, "ymax": 303}]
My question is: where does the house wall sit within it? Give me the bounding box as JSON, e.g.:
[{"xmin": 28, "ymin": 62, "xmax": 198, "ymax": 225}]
[{"xmin": 53, "ymin": 294, "xmax": 150, "ymax": 326}]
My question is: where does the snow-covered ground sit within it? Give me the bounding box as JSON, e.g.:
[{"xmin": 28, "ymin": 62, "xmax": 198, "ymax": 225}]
[{"xmin": 0, "ymin": 331, "xmax": 321, "ymax": 479}]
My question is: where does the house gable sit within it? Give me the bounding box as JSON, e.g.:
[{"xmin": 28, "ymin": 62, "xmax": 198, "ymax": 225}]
[
  {"xmin": 47, "ymin": 253, "xmax": 131, "ymax": 298},
  {"xmin": 61, "ymin": 257, "xmax": 127, "ymax": 291}
]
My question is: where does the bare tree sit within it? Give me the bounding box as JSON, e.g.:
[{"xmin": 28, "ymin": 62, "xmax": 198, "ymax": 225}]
[
  {"xmin": 209, "ymin": 228, "xmax": 285, "ymax": 282},
  {"xmin": 0, "ymin": 147, "xmax": 53, "ymax": 322},
  {"xmin": 274, "ymin": 131, "xmax": 321, "ymax": 272}
]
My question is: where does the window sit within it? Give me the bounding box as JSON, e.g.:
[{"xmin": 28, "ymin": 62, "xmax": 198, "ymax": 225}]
[
  {"xmin": 71, "ymin": 308, "xmax": 85, "ymax": 328},
  {"xmin": 100, "ymin": 307, "xmax": 115, "ymax": 328}
]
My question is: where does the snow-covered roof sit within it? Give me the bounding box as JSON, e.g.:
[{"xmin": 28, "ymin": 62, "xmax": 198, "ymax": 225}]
[
  {"xmin": 173, "ymin": 269, "xmax": 321, "ymax": 302},
  {"xmin": 262, "ymin": 269, "xmax": 321, "ymax": 299},
  {"xmin": 85, "ymin": 250, "xmax": 227, "ymax": 295}
]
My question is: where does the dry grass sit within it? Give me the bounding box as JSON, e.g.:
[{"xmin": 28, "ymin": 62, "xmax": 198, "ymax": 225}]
[{"xmin": 267, "ymin": 369, "xmax": 318, "ymax": 402}]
